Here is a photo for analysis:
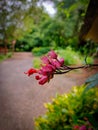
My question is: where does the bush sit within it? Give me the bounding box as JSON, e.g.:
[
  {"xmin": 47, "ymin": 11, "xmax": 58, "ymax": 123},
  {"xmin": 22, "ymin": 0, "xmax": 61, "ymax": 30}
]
[
  {"xmin": 33, "ymin": 57, "xmax": 41, "ymax": 68},
  {"xmin": 32, "ymin": 47, "xmax": 51, "ymax": 56},
  {"xmin": 35, "ymin": 86, "xmax": 98, "ymax": 130},
  {"xmin": 55, "ymin": 46, "xmax": 93, "ymax": 65}
]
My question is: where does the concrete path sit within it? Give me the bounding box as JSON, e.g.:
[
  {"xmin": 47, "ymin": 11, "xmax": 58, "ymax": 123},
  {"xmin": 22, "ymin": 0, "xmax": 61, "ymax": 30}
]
[{"xmin": 0, "ymin": 52, "xmax": 96, "ymax": 130}]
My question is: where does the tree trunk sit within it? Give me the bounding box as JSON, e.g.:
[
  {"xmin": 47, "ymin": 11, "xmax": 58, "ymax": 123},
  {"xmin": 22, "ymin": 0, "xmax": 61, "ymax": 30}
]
[{"xmin": 79, "ymin": 0, "xmax": 98, "ymax": 44}]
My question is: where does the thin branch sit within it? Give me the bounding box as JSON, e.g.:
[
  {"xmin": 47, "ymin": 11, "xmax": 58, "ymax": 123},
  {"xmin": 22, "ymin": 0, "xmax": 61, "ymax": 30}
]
[{"xmin": 54, "ymin": 63, "xmax": 98, "ymax": 75}]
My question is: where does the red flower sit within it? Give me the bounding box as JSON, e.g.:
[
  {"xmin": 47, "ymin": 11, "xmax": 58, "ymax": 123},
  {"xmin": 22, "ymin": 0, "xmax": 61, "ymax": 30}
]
[
  {"xmin": 34, "ymin": 63, "xmax": 55, "ymax": 85},
  {"xmin": 41, "ymin": 56, "xmax": 49, "ymax": 64},
  {"xmin": 38, "ymin": 65, "xmax": 55, "ymax": 76},
  {"xmin": 24, "ymin": 68, "xmax": 37, "ymax": 76},
  {"xmin": 58, "ymin": 58, "xmax": 64, "ymax": 66},
  {"xmin": 79, "ymin": 125, "xmax": 87, "ymax": 130},
  {"xmin": 50, "ymin": 59, "xmax": 61, "ymax": 68},
  {"xmin": 25, "ymin": 50, "xmax": 66, "ymax": 85},
  {"xmin": 73, "ymin": 125, "xmax": 80, "ymax": 130},
  {"xmin": 38, "ymin": 75, "xmax": 48, "ymax": 85},
  {"xmin": 48, "ymin": 50, "xmax": 57, "ymax": 59},
  {"xmin": 35, "ymin": 75, "xmax": 41, "ymax": 80}
]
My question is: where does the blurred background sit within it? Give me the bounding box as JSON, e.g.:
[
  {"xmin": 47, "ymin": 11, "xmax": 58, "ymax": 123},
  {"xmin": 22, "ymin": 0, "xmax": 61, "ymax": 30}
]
[{"xmin": 0, "ymin": 0, "xmax": 97, "ymax": 65}]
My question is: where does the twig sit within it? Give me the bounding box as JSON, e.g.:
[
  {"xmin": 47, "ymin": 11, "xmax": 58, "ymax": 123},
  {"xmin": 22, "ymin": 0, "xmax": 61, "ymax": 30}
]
[{"xmin": 54, "ymin": 63, "xmax": 98, "ymax": 74}]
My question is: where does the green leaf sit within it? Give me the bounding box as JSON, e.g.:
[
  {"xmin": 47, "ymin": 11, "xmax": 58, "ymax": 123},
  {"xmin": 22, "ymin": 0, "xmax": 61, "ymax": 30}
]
[
  {"xmin": 84, "ymin": 73, "xmax": 98, "ymax": 92},
  {"xmin": 85, "ymin": 80, "xmax": 98, "ymax": 90},
  {"xmin": 85, "ymin": 73, "xmax": 98, "ymax": 83}
]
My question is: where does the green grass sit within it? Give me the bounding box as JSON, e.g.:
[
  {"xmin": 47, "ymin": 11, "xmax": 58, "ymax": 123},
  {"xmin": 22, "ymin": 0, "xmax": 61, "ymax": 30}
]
[
  {"xmin": 33, "ymin": 57, "xmax": 41, "ymax": 68},
  {"xmin": 0, "ymin": 52, "xmax": 12, "ymax": 62}
]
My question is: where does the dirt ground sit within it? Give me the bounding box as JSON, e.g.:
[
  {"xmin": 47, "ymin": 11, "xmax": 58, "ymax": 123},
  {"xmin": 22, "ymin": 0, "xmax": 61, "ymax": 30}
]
[{"xmin": 0, "ymin": 52, "xmax": 98, "ymax": 130}]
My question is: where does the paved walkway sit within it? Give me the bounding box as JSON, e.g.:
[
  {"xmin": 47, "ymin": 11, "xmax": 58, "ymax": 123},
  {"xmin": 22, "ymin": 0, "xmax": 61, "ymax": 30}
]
[{"xmin": 0, "ymin": 52, "xmax": 97, "ymax": 130}]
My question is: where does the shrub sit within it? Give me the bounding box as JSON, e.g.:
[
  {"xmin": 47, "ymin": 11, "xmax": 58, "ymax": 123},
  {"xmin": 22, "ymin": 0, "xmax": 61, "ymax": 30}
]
[
  {"xmin": 6, "ymin": 52, "xmax": 12, "ymax": 58},
  {"xmin": 32, "ymin": 47, "xmax": 51, "ymax": 56},
  {"xmin": 55, "ymin": 46, "xmax": 93, "ymax": 65},
  {"xmin": 55, "ymin": 46, "xmax": 82, "ymax": 65},
  {"xmin": 33, "ymin": 57, "xmax": 41, "ymax": 68},
  {"xmin": 35, "ymin": 86, "xmax": 98, "ymax": 130}
]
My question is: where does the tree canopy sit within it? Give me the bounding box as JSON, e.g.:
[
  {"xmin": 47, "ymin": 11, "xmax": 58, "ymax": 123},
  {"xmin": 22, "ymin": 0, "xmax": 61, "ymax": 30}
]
[{"xmin": 0, "ymin": 0, "xmax": 93, "ymax": 54}]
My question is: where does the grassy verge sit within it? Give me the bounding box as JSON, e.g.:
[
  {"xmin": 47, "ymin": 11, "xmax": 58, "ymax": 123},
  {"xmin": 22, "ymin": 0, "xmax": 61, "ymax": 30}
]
[
  {"xmin": 32, "ymin": 47, "xmax": 93, "ymax": 68},
  {"xmin": 0, "ymin": 52, "xmax": 12, "ymax": 62}
]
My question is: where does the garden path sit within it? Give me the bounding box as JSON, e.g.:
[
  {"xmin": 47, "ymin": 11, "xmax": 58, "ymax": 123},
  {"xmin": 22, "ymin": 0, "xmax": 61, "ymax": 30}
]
[{"xmin": 0, "ymin": 52, "xmax": 97, "ymax": 130}]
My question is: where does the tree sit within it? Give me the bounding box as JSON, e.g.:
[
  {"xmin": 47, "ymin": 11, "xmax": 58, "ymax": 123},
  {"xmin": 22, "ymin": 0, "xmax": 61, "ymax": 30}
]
[
  {"xmin": 79, "ymin": 0, "xmax": 98, "ymax": 43},
  {"xmin": 0, "ymin": 0, "xmax": 42, "ymax": 54}
]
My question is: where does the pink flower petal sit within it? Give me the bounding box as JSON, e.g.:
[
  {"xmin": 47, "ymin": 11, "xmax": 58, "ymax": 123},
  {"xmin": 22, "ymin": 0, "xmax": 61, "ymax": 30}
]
[
  {"xmin": 59, "ymin": 58, "xmax": 64, "ymax": 66},
  {"xmin": 24, "ymin": 68, "xmax": 37, "ymax": 76},
  {"xmin": 48, "ymin": 50, "xmax": 57, "ymax": 59},
  {"xmin": 41, "ymin": 56, "xmax": 49, "ymax": 64},
  {"xmin": 50, "ymin": 59, "xmax": 61, "ymax": 68},
  {"xmin": 38, "ymin": 65, "xmax": 54, "ymax": 76},
  {"xmin": 79, "ymin": 125, "xmax": 87, "ymax": 130},
  {"xmin": 39, "ymin": 76, "xmax": 48, "ymax": 85}
]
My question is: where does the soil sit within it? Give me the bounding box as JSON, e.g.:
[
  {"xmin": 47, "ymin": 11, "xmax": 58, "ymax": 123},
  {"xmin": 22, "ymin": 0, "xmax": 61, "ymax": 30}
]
[{"xmin": 0, "ymin": 52, "xmax": 98, "ymax": 130}]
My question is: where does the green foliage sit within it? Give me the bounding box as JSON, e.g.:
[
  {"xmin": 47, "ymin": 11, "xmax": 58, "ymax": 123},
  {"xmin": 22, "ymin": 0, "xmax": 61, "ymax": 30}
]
[
  {"xmin": 15, "ymin": 0, "xmax": 89, "ymax": 52},
  {"xmin": 0, "ymin": 52, "xmax": 12, "ymax": 62},
  {"xmin": 35, "ymin": 86, "xmax": 98, "ymax": 130},
  {"xmin": 40, "ymin": 19, "xmax": 68, "ymax": 47},
  {"xmin": 1, "ymin": 0, "xmax": 92, "ymax": 56},
  {"xmin": 15, "ymin": 26, "xmax": 44, "ymax": 51},
  {"xmin": 84, "ymin": 56, "xmax": 94, "ymax": 64},
  {"xmin": 32, "ymin": 47, "xmax": 51, "ymax": 56},
  {"xmin": 0, "ymin": 55, "xmax": 6, "ymax": 62},
  {"xmin": 33, "ymin": 57, "xmax": 41, "ymax": 68},
  {"xmin": 0, "ymin": 0, "xmax": 32, "ymax": 40},
  {"xmin": 14, "ymin": 0, "xmax": 95, "ymax": 56},
  {"xmin": 55, "ymin": 46, "xmax": 83, "ymax": 65},
  {"xmin": 79, "ymin": 41, "xmax": 98, "ymax": 56}
]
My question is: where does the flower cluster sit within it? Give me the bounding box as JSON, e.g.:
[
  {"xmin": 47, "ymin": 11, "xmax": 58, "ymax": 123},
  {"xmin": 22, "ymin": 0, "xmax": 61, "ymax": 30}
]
[
  {"xmin": 25, "ymin": 50, "xmax": 65, "ymax": 85},
  {"xmin": 74, "ymin": 125, "xmax": 93, "ymax": 130},
  {"xmin": 73, "ymin": 118, "xmax": 93, "ymax": 130}
]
